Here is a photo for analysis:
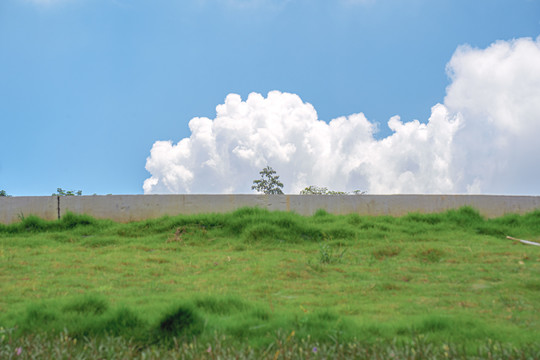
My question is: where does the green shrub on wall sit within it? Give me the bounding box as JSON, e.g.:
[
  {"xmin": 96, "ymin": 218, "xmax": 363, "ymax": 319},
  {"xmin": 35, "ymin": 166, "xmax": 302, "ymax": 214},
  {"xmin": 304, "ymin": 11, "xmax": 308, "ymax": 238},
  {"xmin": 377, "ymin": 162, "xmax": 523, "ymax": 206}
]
[{"xmin": 53, "ymin": 188, "xmax": 82, "ymax": 196}]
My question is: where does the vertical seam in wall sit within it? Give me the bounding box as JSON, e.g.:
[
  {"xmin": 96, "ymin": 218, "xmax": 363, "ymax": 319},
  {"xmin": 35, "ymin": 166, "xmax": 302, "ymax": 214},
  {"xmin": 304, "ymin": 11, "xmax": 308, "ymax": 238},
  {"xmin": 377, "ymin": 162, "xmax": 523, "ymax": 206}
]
[{"xmin": 57, "ymin": 195, "xmax": 60, "ymax": 220}]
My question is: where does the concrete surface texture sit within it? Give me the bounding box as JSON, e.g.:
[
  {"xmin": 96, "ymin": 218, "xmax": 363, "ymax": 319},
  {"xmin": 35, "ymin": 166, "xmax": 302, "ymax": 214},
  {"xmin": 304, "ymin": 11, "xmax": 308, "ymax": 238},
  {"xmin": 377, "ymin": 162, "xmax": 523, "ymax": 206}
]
[
  {"xmin": 1, "ymin": 194, "xmax": 540, "ymax": 224},
  {"xmin": 0, "ymin": 196, "xmax": 58, "ymax": 224}
]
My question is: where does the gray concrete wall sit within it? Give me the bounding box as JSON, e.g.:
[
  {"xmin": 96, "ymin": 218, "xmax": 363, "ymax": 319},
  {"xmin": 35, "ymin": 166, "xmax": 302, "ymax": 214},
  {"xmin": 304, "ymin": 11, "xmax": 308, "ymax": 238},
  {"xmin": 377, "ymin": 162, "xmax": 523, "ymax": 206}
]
[
  {"xmin": 2, "ymin": 194, "xmax": 540, "ymax": 224},
  {"xmin": 0, "ymin": 196, "xmax": 58, "ymax": 224}
]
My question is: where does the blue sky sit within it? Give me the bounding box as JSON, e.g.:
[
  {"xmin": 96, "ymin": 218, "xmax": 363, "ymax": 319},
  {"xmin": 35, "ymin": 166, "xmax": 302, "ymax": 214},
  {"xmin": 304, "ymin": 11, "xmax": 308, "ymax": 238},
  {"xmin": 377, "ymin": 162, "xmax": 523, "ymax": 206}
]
[{"xmin": 1, "ymin": 0, "xmax": 539, "ymax": 196}]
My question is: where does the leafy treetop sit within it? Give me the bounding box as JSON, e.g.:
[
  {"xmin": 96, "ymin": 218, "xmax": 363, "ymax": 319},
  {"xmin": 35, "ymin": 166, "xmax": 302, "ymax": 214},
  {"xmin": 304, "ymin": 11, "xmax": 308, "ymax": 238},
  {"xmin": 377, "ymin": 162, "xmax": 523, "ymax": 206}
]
[
  {"xmin": 251, "ymin": 166, "xmax": 284, "ymax": 195},
  {"xmin": 53, "ymin": 188, "xmax": 82, "ymax": 196}
]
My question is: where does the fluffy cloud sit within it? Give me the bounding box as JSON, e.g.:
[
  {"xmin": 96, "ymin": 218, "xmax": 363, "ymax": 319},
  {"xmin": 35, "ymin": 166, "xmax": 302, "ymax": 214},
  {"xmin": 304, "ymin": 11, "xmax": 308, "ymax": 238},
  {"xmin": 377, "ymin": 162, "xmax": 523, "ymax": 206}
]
[
  {"xmin": 144, "ymin": 36, "xmax": 540, "ymax": 195},
  {"xmin": 144, "ymin": 92, "xmax": 460, "ymax": 194},
  {"xmin": 446, "ymin": 36, "xmax": 540, "ymax": 194}
]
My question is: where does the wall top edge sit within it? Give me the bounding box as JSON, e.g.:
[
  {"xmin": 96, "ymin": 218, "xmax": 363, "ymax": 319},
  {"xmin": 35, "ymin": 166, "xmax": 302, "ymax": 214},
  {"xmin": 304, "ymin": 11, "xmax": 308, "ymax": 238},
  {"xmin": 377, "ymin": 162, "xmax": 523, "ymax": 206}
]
[{"xmin": 2, "ymin": 194, "xmax": 540, "ymax": 199}]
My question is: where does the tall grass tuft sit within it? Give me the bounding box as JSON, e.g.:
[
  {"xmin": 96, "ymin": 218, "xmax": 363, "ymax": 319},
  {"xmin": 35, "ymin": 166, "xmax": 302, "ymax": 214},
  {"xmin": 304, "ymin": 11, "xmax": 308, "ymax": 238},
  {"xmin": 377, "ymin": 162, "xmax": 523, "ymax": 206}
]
[
  {"xmin": 62, "ymin": 294, "xmax": 108, "ymax": 315},
  {"xmin": 59, "ymin": 212, "xmax": 98, "ymax": 229},
  {"xmin": 445, "ymin": 206, "xmax": 484, "ymax": 227},
  {"xmin": 154, "ymin": 305, "xmax": 204, "ymax": 343},
  {"xmin": 20, "ymin": 215, "xmax": 53, "ymax": 232},
  {"xmin": 102, "ymin": 307, "xmax": 146, "ymax": 338}
]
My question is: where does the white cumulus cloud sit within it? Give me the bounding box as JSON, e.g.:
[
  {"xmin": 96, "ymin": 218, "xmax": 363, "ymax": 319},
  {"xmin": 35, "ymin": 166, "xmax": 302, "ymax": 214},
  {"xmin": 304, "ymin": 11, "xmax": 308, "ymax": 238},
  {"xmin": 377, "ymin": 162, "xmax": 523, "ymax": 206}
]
[
  {"xmin": 144, "ymin": 91, "xmax": 460, "ymax": 194},
  {"xmin": 446, "ymin": 36, "xmax": 540, "ymax": 194},
  {"xmin": 144, "ymin": 36, "xmax": 540, "ymax": 195}
]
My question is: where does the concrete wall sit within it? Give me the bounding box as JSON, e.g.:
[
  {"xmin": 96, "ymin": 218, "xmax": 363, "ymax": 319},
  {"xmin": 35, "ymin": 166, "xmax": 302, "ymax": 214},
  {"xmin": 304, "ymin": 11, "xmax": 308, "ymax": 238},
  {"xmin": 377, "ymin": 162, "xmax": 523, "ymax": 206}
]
[
  {"xmin": 1, "ymin": 194, "xmax": 540, "ymax": 224},
  {"xmin": 0, "ymin": 196, "xmax": 58, "ymax": 224}
]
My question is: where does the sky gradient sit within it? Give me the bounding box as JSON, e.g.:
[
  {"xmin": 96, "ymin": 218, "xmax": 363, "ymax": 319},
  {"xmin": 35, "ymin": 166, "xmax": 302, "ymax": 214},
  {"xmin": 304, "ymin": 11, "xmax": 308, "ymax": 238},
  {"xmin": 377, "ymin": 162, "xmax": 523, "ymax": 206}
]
[{"xmin": 1, "ymin": 0, "xmax": 539, "ymax": 195}]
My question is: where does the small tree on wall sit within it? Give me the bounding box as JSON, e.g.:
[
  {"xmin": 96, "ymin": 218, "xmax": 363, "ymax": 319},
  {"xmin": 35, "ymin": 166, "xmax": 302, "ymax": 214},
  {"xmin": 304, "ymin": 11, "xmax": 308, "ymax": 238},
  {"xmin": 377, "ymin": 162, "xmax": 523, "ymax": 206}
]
[
  {"xmin": 53, "ymin": 188, "xmax": 82, "ymax": 196},
  {"xmin": 252, "ymin": 166, "xmax": 284, "ymax": 194},
  {"xmin": 0, "ymin": 190, "xmax": 9, "ymax": 197}
]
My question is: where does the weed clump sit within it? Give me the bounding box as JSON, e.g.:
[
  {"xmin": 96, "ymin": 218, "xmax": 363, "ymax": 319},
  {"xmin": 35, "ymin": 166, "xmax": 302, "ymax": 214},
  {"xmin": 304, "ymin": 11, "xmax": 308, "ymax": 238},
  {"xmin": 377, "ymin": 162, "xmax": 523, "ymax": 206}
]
[
  {"xmin": 416, "ymin": 248, "xmax": 445, "ymax": 263},
  {"xmin": 20, "ymin": 215, "xmax": 52, "ymax": 232},
  {"xmin": 60, "ymin": 212, "xmax": 97, "ymax": 229},
  {"xmin": 155, "ymin": 305, "xmax": 203, "ymax": 341},
  {"xmin": 62, "ymin": 295, "xmax": 108, "ymax": 315},
  {"xmin": 21, "ymin": 305, "xmax": 59, "ymax": 333},
  {"xmin": 445, "ymin": 206, "xmax": 484, "ymax": 227},
  {"xmin": 317, "ymin": 242, "xmax": 347, "ymax": 264},
  {"xmin": 103, "ymin": 308, "xmax": 146, "ymax": 337}
]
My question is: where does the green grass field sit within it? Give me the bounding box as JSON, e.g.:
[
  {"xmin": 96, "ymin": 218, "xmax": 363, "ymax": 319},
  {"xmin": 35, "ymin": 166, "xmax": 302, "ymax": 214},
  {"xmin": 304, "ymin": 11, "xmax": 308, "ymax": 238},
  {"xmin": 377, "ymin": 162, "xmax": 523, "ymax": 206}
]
[{"xmin": 1, "ymin": 207, "xmax": 539, "ymax": 359}]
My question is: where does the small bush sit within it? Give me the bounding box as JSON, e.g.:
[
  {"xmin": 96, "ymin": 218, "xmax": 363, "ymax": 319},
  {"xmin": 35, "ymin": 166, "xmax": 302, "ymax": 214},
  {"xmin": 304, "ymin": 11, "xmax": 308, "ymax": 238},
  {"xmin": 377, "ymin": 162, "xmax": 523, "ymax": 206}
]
[
  {"xmin": 155, "ymin": 305, "xmax": 203, "ymax": 341},
  {"xmin": 21, "ymin": 215, "xmax": 51, "ymax": 232},
  {"xmin": 60, "ymin": 212, "xmax": 97, "ymax": 229}
]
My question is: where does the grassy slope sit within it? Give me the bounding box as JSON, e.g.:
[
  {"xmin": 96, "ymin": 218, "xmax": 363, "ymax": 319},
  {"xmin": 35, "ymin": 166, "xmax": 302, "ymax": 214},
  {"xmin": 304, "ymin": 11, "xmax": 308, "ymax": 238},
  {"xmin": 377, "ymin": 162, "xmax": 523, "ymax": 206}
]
[{"xmin": 0, "ymin": 207, "xmax": 539, "ymax": 350}]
